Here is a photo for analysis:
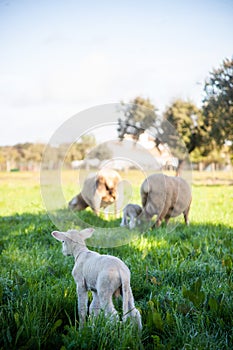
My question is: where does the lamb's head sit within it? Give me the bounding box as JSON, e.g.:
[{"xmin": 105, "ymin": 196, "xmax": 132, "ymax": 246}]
[{"xmin": 51, "ymin": 228, "xmax": 95, "ymax": 256}]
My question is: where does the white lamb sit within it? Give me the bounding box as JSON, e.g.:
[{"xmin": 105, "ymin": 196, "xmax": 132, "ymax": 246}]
[
  {"xmin": 120, "ymin": 204, "xmax": 142, "ymax": 229},
  {"xmin": 51, "ymin": 228, "xmax": 142, "ymax": 330}
]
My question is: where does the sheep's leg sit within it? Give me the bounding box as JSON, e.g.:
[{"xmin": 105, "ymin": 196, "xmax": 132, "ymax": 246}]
[
  {"xmin": 164, "ymin": 215, "xmax": 170, "ymax": 225},
  {"xmin": 93, "ymin": 208, "xmax": 100, "ymax": 216},
  {"xmin": 115, "ymin": 181, "xmax": 124, "ymax": 218},
  {"xmin": 183, "ymin": 204, "xmax": 191, "ymax": 225},
  {"xmin": 155, "ymin": 217, "xmax": 162, "ymax": 227},
  {"xmin": 77, "ymin": 286, "xmax": 88, "ymax": 327},
  {"xmin": 114, "ymin": 201, "xmax": 117, "ymax": 218},
  {"xmin": 103, "ymin": 207, "xmax": 109, "ymax": 219},
  {"xmin": 155, "ymin": 205, "xmax": 169, "ymax": 227},
  {"xmin": 92, "ymin": 193, "xmax": 102, "ymax": 215},
  {"xmin": 141, "ymin": 191, "xmax": 148, "ymax": 208},
  {"xmin": 115, "ymin": 201, "xmax": 121, "ymax": 219},
  {"xmin": 89, "ymin": 292, "xmax": 101, "ymax": 317}
]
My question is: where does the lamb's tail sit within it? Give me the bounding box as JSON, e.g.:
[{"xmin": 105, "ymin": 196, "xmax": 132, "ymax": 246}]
[{"xmin": 120, "ymin": 271, "xmax": 142, "ymax": 330}]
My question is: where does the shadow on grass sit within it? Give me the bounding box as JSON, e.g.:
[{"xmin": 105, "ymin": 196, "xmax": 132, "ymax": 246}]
[{"xmin": 0, "ymin": 210, "xmax": 232, "ymax": 262}]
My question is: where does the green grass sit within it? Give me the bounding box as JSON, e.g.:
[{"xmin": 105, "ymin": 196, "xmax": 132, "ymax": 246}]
[{"xmin": 0, "ymin": 171, "xmax": 233, "ymax": 349}]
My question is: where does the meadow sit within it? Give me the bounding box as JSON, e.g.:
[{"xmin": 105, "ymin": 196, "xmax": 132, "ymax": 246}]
[{"xmin": 0, "ymin": 170, "xmax": 233, "ymax": 349}]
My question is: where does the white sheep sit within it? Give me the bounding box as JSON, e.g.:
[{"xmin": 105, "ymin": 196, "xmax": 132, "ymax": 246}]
[
  {"xmin": 68, "ymin": 169, "xmax": 121, "ymax": 216},
  {"xmin": 51, "ymin": 228, "xmax": 142, "ymax": 330},
  {"xmin": 120, "ymin": 204, "xmax": 142, "ymax": 229},
  {"xmin": 140, "ymin": 173, "xmax": 192, "ymax": 227}
]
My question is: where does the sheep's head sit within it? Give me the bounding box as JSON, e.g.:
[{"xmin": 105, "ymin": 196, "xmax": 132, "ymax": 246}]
[
  {"xmin": 68, "ymin": 193, "xmax": 88, "ymax": 211},
  {"xmin": 51, "ymin": 228, "xmax": 95, "ymax": 256},
  {"xmin": 68, "ymin": 196, "xmax": 78, "ymax": 210},
  {"xmin": 96, "ymin": 171, "xmax": 119, "ymax": 201}
]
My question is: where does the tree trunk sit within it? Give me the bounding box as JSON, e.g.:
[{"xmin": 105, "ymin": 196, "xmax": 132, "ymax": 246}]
[
  {"xmin": 198, "ymin": 162, "xmax": 203, "ymax": 171},
  {"xmin": 176, "ymin": 159, "xmax": 184, "ymax": 176}
]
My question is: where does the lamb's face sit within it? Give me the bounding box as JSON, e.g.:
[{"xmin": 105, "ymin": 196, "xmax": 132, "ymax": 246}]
[
  {"xmin": 62, "ymin": 239, "xmax": 74, "ymax": 256},
  {"xmin": 52, "ymin": 229, "xmax": 94, "ymax": 257}
]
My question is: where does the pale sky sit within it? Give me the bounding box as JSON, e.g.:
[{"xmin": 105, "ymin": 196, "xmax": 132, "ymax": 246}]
[{"xmin": 0, "ymin": 0, "xmax": 232, "ymax": 146}]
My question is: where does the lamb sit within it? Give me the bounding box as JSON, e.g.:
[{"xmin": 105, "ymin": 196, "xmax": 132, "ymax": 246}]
[
  {"xmin": 120, "ymin": 204, "xmax": 142, "ymax": 229},
  {"xmin": 51, "ymin": 228, "xmax": 142, "ymax": 330},
  {"xmin": 68, "ymin": 169, "xmax": 122, "ymax": 216},
  {"xmin": 140, "ymin": 173, "xmax": 192, "ymax": 227}
]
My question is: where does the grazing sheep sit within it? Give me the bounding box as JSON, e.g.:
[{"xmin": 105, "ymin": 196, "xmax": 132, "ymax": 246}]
[
  {"xmin": 68, "ymin": 169, "xmax": 122, "ymax": 216},
  {"xmin": 51, "ymin": 228, "xmax": 142, "ymax": 330},
  {"xmin": 140, "ymin": 173, "xmax": 192, "ymax": 227},
  {"xmin": 120, "ymin": 204, "xmax": 142, "ymax": 229}
]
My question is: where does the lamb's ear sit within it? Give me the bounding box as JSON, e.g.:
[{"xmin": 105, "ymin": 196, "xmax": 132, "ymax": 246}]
[
  {"xmin": 79, "ymin": 228, "xmax": 95, "ymax": 240},
  {"xmin": 51, "ymin": 231, "xmax": 69, "ymax": 242}
]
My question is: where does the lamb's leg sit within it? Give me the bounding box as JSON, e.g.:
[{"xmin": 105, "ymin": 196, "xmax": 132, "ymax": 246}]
[
  {"xmin": 98, "ymin": 291, "xmax": 119, "ymax": 320},
  {"xmin": 129, "ymin": 214, "xmax": 136, "ymax": 229},
  {"xmin": 120, "ymin": 212, "xmax": 128, "ymax": 227},
  {"xmin": 89, "ymin": 292, "xmax": 101, "ymax": 317},
  {"xmin": 127, "ymin": 288, "xmax": 142, "ymax": 330},
  {"xmin": 77, "ymin": 286, "xmax": 88, "ymax": 327},
  {"xmin": 122, "ymin": 281, "xmax": 142, "ymax": 330}
]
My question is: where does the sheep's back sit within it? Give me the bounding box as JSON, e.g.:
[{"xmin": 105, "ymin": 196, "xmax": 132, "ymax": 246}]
[
  {"xmin": 168, "ymin": 176, "xmax": 191, "ymax": 216},
  {"xmin": 141, "ymin": 174, "xmax": 168, "ymax": 215},
  {"xmin": 141, "ymin": 174, "xmax": 191, "ymax": 217}
]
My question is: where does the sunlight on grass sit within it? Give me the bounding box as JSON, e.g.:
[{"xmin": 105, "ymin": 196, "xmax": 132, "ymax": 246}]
[
  {"xmin": 0, "ymin": 170, "xmax": 233, "ymax": 349},
  {"xmin": 133, "ymin": 236, "xmax": 168, "ymax": 252}
]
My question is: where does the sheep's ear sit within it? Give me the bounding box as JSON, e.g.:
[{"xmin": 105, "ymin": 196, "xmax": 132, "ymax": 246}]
[
  {"xmin": 97, "ymin": 174, "xmax": 105, "ymax": 185},
  {"xmin": 79, "ymin": 228, "xmax": 95, "ymax": 240},
  {"xmin": 51, "ymin": 231, "xmax": 69, "ymax": 242}
]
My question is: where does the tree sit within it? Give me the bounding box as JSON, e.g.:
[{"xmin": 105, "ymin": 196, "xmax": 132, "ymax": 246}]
[
  {"xmin": 162, "ymin": 99, "xmax": 207, "ymax": 173},
  {"xmin": 76, "ymin": 135, "xmax": 96, "ymax": 159},
  {"xmin": 163, "ymin": 99, "xmax": 205, "ymax": 154},
  {"xmin": 66, "ymin": 135, "xmax": 96, "ymax": 163},
  {"xmin": 117, "ymin": 96, "xmax": 196, "ymax": 175},
  {"xmin": 202, "ymin": 57, "xmax": 233, "ymax": 149},
  {"xmin": 87, "ymin": 143, "xmax": 113, "ymax": 161},
  {"xmin": 117, "ymin": 96, "xmax": 159, "ymax": 142}
]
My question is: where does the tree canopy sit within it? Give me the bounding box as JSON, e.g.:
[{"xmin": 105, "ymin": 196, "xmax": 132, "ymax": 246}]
[
  {"xmin": 117, "ymin": 96, "xmax": 159, "ymax": 142},
  {"xmin": 117, "ymin": 57, "xmax": 233, "ymax": 170},
  {"xmin": 87, "ymin": 143, "xmax": 113, "ymax": 161},
  {"xmin": 202, "ymin": 57, "xmax": 233, "ymax": 149},
  {"xmin": 162, "ymin": 99, "xmax": 205, "ymax": 154}
]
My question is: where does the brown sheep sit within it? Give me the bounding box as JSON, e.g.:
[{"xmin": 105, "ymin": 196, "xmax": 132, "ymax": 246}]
[
  {"xmin": 140, "ymin": 173, "xmax": 192, "ymax": 227},
  {"xmin": 68, "ymin": 169, "xmax": 122, "ymax": 216}
]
